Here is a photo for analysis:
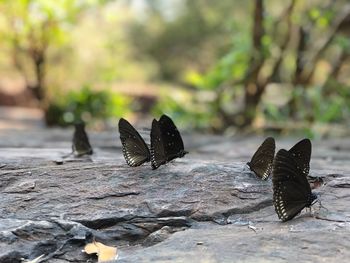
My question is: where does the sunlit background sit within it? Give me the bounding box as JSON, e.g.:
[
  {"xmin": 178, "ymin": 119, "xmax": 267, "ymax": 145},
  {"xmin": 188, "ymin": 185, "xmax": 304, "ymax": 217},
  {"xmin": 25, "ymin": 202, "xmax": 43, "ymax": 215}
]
[{"xmin": 0, "ymin": 0, "xmax": 349, "ymax": 137}]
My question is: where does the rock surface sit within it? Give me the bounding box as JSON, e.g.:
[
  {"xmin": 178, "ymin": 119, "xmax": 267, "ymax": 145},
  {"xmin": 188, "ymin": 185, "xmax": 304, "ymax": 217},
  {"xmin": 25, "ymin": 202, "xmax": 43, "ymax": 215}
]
[{"xmin": 0, "ymin": 128, "xmax": 349, "ymax": 262}]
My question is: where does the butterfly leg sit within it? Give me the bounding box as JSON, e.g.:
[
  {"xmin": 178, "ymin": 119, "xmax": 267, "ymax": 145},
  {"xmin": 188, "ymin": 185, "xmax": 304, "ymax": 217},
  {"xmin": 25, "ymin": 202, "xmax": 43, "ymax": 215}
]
[
  {"xmin": 308, "ymin": 207, "xmax": 312, "ymax": 215},
  {"xmin": 317, "ymin": 199, "xmax": 329, "ymax": 212},
  {"xmin": 242, "ymin": 164, "xmax": 250, "ymax": 172}
]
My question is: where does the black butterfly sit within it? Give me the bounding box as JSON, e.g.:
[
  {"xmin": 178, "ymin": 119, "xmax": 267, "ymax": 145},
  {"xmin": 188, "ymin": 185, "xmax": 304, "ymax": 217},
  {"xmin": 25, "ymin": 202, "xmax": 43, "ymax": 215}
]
[
  {"xmin": 272, "ymin": 143, "xmax": 317, "ymax": 222},
  {"xmin": 72, "ymin": 123, "xmax": 93, "ymax": 156},
  {"xmin": 288, "ymin": 138, "xmax": 311, "ymax": 177},
  {"xmin": 247, "ymin": 137, "xmax": 275, "ymax": 180},
  {"xmin": 288, "ymin": 138, "xmax": 323, "ymax": 187},
  {"xmin": 118, "ymin": 118, "xmax": 150, "ymax": 167},
  {"xmin": 150, "ymin": 115, "xmax": 188, "ymax": 170}
]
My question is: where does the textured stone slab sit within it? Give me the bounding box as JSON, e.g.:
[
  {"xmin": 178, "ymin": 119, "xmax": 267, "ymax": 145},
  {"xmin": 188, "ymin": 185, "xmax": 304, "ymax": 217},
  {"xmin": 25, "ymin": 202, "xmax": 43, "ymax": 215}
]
[
  {"xmin": 0, "ymin": 128, "xmax": 349, "ymax": 262},
  {"xmin": 118, "ymin": 220, "xmax": 350, "ymax": 263}
]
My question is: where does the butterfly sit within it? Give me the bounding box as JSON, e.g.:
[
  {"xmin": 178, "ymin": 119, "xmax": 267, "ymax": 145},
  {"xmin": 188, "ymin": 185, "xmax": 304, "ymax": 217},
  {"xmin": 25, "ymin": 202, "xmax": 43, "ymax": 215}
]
[
  {"xmin": 272, "ymin": 139, "xmax": 317, "ymax": 222},
  {"xmin": 247, "ymin": 137, "xmax": 275, "ymax": 180},
  {"xmin": 72, "ymin": 123, "xmax": 93, "ymax": 156},
  {"xmin": 288, "ymin": 138, "xmax": 311, "ymax": 177},
  {"xmin": 118, "ymin": 118, "xmax": 150, "ymax": 167},
  {"xmin": 289, "ymin": 138, "xmax": 323, "ymax": 187},
  {"xmin": 150, "ymin": 115, "xmax": 188, "ymax": 170}
]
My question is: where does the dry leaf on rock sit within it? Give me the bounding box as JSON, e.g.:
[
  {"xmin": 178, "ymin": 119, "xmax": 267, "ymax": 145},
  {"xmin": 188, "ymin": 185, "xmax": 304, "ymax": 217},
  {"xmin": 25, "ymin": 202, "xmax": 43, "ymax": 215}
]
[{"xmin": 84, "ymin": 240, "xmax": 118, "ymax": 262}]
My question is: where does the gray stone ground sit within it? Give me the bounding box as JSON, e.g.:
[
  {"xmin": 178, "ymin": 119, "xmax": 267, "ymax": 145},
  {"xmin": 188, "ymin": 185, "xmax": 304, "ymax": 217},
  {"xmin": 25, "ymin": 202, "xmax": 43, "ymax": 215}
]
[{"xmin": 0, "ymin": 127, "xmax": 349, "ymax": 263}]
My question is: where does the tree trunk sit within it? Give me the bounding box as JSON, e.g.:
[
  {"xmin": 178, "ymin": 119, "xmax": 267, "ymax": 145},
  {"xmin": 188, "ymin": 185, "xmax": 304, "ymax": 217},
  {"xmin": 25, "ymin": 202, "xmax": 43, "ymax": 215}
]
[
  {"xmin": 240, "ymin": 0, "xmax": 265, "ymax": 127},
  {"xmin": 242, "ymin": 83, "xmax": 265, "ymax": 126},
  {"xmin": 32, "ymin": 57, "xmax": 45, "ymax": 101},
  {"xmin": 28, "ymin": 46, "xmax": 46, "ymax": 103},
  {"xmin": 288, "ymin": 26, "xmax": 307, "ymax": 118}
]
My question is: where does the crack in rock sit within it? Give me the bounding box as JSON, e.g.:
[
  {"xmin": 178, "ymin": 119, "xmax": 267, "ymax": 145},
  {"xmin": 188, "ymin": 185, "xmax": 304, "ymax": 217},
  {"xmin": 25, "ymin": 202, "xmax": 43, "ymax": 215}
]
[{"xmin": 86, "ymin": 191, "xmax": 140, "ymax": 200}]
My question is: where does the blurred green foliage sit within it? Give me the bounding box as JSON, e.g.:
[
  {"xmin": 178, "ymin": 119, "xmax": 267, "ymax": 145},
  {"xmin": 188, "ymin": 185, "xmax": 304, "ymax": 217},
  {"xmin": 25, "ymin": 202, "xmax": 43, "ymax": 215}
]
[
  {"xmin": 45, "ymin": 86, "xmax": 130, "ymax": 126},
  {"xmin": 263, "ymin": 85, "xmax": 349, "ymax": 122},
  {"xmin": 150, "ymin": 0, "xmax": 350, "ymax": 134},
  {"xmin": 0, "ymin": 0, "xmax": 349, "ymax": 135},
  {"xmin": 152, "ymin": 88, "xmax": 218, "ymax": 131},
  {"xmin": 128, "ymin": 0, "xmax": 248, "ymax": 82}
]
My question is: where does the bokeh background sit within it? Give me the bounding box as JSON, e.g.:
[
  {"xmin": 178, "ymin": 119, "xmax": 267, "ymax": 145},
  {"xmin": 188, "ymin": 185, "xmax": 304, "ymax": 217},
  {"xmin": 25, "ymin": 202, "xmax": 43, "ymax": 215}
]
[{"xmin": 0, "ymin": 0, "xmax": 349, "ymax": 137}]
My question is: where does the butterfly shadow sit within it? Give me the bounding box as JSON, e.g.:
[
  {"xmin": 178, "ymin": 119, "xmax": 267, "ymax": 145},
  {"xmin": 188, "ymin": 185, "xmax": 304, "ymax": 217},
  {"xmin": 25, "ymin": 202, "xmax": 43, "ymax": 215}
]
[
  {"xmin": 311, "ymin": 194, "xmax": 350, "ymax": 222},
  {"xmin": 55, "ymin": 152, "xmax": 93, "ymax": 165}
]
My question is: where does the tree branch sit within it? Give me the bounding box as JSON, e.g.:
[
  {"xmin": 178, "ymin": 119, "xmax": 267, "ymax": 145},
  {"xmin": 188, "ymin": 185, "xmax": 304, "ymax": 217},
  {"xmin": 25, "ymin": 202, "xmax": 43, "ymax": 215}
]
[
  {"xmin": 324, "ymin": 49, "xmax": 349, "ymax": 85},
  {"xmin": 303, "ymin": 5, "xmax": 350, "ymax": 84},
  {"xmin": 293, "ymin": 26, "xmax": 307, "ymax": 85},
  {"xmin": 243, "ymin": 0, "xmax": 265, "ymax": 85},
  {"xmin": 265, "ymin": 0, "xmax": 296, "ymax": 85}
]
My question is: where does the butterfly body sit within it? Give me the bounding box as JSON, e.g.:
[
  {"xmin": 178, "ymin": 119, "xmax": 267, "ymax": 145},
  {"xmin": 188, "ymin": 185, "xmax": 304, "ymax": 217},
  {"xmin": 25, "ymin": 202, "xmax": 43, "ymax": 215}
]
[
  {"xmin": 150, "ymin": 115, "xmax": 188, "ymax": 170},
  {"xmin": 272, "ymin": 139, "xmax": 317, "ymax": 222},
  {"xmin": 247, "ymin": 137, "xmax": 275, "ymax": 180},
  {"xmin": 118, "ymin": 118, "xmax": 151, "ymax": 167}
]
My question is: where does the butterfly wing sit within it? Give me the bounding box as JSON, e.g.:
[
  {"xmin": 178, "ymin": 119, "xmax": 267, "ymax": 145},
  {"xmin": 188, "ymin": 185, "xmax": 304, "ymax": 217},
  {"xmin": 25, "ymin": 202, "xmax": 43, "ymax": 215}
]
[
  {"xmin": 150, "ymin": 119, "xmax": 167, "ymax": 169},
  {"xmin": 273, "ymin": 181, "xmax": 312, "ymax": 222},
  {"xmin": 288, "ymin": 138, "xmax": 311, "ymax": 177},
  {"xmin": 158, "ymin": 114, "xmax": 186, "ymax": 162},
  {"xmin": 118, "ymin": 118, "xmax": 150, "ymax": 167},
  {"xmin": 247, "ymin": 137, "xmax": 275, "ymax": 180},
  {"xmin": 272, "ymin": 149, "xmax": 313, "ymax": 221},
  {"xmin": 73, "ymin": 123, "xmax": 93, "ymax": 156}
]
